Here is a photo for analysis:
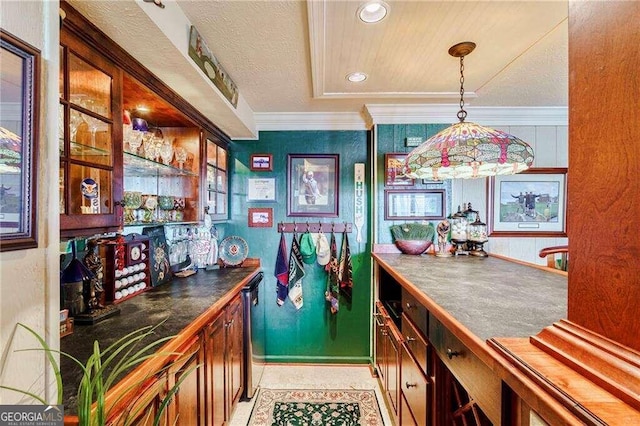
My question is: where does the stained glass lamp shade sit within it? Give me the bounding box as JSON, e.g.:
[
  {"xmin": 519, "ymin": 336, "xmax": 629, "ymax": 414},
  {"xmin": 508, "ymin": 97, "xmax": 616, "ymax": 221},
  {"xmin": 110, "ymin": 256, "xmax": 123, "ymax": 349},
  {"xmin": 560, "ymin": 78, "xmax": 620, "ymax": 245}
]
[
  {"xmin": 403, "ymin": 41, "xmax": 534, "ymax": 180},
  {"xmin": 403, "ymin": 121, "xmax": 534, "ymax": 180}
]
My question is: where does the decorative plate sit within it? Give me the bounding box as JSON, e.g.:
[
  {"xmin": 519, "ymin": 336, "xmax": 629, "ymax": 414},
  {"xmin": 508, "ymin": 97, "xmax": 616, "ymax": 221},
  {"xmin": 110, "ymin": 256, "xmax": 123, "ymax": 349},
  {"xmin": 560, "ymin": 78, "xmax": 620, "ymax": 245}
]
[{"xmin": 219, "ymin": 236, "xmax": 248, "ymax": 266}]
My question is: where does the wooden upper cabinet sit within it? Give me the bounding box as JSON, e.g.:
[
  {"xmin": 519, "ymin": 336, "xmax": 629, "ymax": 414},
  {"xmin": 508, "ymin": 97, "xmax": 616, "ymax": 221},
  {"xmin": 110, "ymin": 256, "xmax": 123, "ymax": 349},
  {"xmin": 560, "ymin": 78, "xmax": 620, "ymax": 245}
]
[
  {"xmin": 59, "ymin": 28, "xmax": 123, "ymax": 237},
  {"xmin": 59, "ymin": 1, "xmax": 232, "ymax": 237}
]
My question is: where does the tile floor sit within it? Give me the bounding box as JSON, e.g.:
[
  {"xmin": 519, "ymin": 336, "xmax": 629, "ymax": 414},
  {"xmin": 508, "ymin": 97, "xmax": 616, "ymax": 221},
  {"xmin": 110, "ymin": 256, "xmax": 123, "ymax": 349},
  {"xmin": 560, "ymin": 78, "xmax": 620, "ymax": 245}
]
[{"xmin": 228, "ymin": 364, "xmax": 391, "ymax": 425}]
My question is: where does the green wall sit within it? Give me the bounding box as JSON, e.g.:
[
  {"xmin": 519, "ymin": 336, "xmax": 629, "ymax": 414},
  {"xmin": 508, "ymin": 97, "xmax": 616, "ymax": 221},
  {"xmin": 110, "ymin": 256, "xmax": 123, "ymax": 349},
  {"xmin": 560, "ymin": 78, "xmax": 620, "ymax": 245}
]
[
  {"xmin": 227, "ymin": 131, "xmax": 371, "ymax": 363},
  {"xmin": 375, "ymin": 124, "xmax": 452, "ymax": 244}
]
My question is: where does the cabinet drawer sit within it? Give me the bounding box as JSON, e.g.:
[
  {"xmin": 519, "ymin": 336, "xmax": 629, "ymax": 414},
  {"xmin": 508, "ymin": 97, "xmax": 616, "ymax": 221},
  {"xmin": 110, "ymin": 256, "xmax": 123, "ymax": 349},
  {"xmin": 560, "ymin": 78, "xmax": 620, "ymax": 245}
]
[
  {"xmin": 401, "ymin": 344, "xmax": 429, "ymax": 426},
  {"xmin": 401, "ymin": 313, "xmax": 428, "ymax": 376},
  {"xmin": 401, "ymin": 287, "xmax": 428, "ymax": 337},
  {"xmin": 429, "ymin": 314, "xmax": 501, "ymax": 424}
]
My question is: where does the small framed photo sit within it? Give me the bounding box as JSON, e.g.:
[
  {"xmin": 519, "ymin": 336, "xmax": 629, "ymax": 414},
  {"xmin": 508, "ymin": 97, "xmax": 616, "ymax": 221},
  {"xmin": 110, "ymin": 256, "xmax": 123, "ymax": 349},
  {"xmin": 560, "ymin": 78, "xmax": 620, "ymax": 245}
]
[
  {"xmin": 487, "ymin": 167, "xmax": 567, "ymax": 237},
  {"xmin": 247, "ymin": 178, "xmax": 276, "ymax": 202},
  {"xmin": 385, "ymin": 153, "xmax": 414, "ymax": 186},
  {"xmin": 248, "ymin": 208, "xmax": 273, "ymax": 228},
  {"xmin": 384, "ymin": 189, "xmax": 445, "ymax": 220},
  {"xmin": 250, "ymin": 154, "xmax": 273, "ymax": 171},
  {"xmin": 287, "ymin": 154, "xmax": 339, "ymax": 217}
]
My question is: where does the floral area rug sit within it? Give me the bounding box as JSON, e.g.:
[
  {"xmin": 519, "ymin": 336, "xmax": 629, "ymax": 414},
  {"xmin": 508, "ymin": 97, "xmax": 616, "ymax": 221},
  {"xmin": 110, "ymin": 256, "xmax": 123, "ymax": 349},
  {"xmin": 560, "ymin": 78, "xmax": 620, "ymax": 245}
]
[{"xmin": 248, "ymin": 389, "xmax": 384, "ymax": 426}]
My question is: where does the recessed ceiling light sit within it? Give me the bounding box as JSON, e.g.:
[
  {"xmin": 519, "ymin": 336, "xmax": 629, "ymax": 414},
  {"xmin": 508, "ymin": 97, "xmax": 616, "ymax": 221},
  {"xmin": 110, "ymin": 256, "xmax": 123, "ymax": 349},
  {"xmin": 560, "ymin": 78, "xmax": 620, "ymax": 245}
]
[
  {"xmin": 357, "ymin": 1, "xmax": 389, "ymax": 23},
  {"xmin": 346, "ymin": 72, "xmax": 368, "ymax": 83}
]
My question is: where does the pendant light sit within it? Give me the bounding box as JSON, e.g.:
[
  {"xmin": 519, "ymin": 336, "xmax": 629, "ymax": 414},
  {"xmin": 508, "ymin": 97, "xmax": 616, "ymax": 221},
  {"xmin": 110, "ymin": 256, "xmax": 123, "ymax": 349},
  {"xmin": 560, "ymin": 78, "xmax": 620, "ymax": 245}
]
[{"xmin": 403, "ymin": 42, "xmax": 534, "ymax": 180}]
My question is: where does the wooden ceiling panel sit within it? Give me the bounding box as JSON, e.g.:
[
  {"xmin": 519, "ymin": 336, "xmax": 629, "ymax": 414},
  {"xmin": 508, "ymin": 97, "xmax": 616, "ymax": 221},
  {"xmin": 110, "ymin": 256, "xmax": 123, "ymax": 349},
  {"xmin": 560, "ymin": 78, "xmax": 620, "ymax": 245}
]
[{"xmin": 122, "ymin": 73, "xmax": 195, "ymax": 128}]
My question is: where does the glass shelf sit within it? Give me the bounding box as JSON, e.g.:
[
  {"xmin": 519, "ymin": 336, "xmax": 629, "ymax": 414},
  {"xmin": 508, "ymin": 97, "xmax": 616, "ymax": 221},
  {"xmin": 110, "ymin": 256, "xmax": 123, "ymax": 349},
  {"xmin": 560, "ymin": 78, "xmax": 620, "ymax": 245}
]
[
  {"xmin": 124, "ymin": 220, "xmax": 197, "ymax": 227},
  {"xmin": 124, "ymin": 151, "xmax": 198, "ymax": 177},
  {"xmin": 66, "ymin": 140, "xmax": 111, "ymax": 157}
]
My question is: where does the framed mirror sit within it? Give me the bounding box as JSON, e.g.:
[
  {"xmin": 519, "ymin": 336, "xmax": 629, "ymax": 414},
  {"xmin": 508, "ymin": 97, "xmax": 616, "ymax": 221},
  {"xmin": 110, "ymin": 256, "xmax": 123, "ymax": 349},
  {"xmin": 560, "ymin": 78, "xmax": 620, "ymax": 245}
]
[{"xmin": 0, "ymin": 30, "xmax": 40, "ymax": 251}]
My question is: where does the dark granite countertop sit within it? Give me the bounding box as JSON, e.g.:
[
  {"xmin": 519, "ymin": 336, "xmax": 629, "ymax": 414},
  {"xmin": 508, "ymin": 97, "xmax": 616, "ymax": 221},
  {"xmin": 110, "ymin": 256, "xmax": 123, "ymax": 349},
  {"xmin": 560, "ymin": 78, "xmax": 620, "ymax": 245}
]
[
  {"xmin": 373, "ymin": 254, "xmax": 567, "ymax": 341},
  {"xmin": 60, "ymin": 267, "xmax": 260, "ymax": 415}
]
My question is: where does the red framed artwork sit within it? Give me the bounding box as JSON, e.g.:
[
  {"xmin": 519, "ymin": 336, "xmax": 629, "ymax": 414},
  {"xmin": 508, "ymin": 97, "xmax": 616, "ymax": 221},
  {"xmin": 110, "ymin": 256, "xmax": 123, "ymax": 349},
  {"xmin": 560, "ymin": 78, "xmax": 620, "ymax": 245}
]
[
  {"xmin": 248, "ymin": 207, "xmax": 273, "ymax": 228},
  {"xmin": 385, "ymin": 153, "xmax": 414, "ymax": 186},
  {"xmin": 250, "ymin": 154, "xmax": 273, "ymax": 171}
]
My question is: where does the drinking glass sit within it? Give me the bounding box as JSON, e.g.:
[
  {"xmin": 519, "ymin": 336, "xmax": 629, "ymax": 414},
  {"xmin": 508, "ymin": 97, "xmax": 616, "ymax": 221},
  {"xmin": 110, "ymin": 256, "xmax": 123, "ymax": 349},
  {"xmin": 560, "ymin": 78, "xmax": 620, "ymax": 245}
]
[
  {"xmin": 175, "ymin": 147, "xmax": 188, "ymax": 170},
  {"xmin": 160, "ymin": 138, "xmax": 174, "ymax": 165}
]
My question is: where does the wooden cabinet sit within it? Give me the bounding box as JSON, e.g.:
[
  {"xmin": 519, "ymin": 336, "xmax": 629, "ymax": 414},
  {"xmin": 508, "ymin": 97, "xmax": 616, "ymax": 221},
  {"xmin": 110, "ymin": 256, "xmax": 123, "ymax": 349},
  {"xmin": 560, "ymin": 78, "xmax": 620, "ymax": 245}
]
[
  {"xmin": 205, "ymin": 293, "xmax": 244, "ymax": 425},
  {"xmin": 166, "ymin": 335, "xmax": 205, "ymax": 426},
  {"xmin": 376, "ymin": 271, "xmax": 495, "ymax": 426},
  {"xmin": 429, "ymin": 314, "xmax": 501, "ymax": 424},
  {"xmin": 374, "ymin": 302, "xmax": 401, "ymax": 424},
  {"xmin": 204, "ymin": 134, "xmax": 228, "ymax": 221},
  {"xmin": 59, "ymin": 1, "xmax": 232, "ymax": 237},
  {"xmin": 59, "ymin": 27, "xmax": 123, "ymax": 237}
]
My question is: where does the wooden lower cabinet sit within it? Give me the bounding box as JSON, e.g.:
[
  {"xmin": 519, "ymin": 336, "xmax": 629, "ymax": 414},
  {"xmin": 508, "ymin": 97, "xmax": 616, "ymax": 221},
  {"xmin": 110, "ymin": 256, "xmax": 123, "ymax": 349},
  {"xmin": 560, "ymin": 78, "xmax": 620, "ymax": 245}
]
[
  {"xmin": 119, "ymin": 375, "xmax": 167, "ymax": 426},
  {"xmin": 375, "ymin": 298, "xmax": 495, "ymax": 426},
  {"xmin": 374, "ymin": 302, "xmax": 401, "ymax": 424},
  {"xmin": 167, "ymin": 335, "xmax": 205, "ymax": 425},
  {"xmin": 400, "ymin": 344, "xmax": 429, "ymax": 425},
  {"xmin": 205, "ymin": 293, "xmax": 244, "ymax": 425}
]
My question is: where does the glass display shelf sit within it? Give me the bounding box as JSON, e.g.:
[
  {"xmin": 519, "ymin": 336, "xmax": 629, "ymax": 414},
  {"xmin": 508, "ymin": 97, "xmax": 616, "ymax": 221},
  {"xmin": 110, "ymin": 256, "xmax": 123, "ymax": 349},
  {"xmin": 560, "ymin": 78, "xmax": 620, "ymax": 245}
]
[
  {"xmin": 124, "ymin": 151, "xmax": 198, "ymax": 177},
  {"xmin": 63, "ymin": 139, "xmax": 111, "ymax": 157},
  {"xmin": 123, "ymin": 220, "xmax": 197, "ymax": 227}
]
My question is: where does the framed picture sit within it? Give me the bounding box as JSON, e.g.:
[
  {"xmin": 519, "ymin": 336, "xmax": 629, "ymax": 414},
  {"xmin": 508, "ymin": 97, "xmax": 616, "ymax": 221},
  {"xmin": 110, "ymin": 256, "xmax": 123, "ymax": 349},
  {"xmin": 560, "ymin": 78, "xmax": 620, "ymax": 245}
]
[
  {"xmin": 287, "ymin": 154, "xmax": 339, "ymax": 217},
  {"xmin": 0, "ymin": 31, "xmax": 40, "ymax": 252},
  {"xmin": 247, "ymin": 178, "xmax": 276, "ymax": 202},
  {"xmin": 384, "ymin": 189, "xmax": 445, "ymax": 220},
  {"xmin": 385, "ymin": 153, "xmax": 414, "ymax": 186},
  {"xmin": 248, "ymin": 207, "xmax": 273, "ymax": 228},
  {"xmin": 250, "ymin": 153, "xmax": 272, "ymax": 171},
  {"xmin": 487, "ymin": 167, "xmax": 567, "ymax": 237}
]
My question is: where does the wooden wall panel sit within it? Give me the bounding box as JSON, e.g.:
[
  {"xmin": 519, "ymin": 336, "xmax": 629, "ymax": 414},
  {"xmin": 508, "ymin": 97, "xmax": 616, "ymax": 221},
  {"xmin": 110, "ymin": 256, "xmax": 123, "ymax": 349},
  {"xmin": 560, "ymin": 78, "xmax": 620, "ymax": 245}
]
[{"xmin": 567, "ymin": 1, "xmax": 640, "ymax": 351}]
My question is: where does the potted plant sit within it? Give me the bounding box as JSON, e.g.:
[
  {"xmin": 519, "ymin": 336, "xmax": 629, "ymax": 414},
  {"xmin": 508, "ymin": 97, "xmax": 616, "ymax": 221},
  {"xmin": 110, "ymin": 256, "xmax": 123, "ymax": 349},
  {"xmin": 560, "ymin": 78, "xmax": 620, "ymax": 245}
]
[{"xmin": 0, "ymin": 322, "xmax": 196, "ymax": 426}]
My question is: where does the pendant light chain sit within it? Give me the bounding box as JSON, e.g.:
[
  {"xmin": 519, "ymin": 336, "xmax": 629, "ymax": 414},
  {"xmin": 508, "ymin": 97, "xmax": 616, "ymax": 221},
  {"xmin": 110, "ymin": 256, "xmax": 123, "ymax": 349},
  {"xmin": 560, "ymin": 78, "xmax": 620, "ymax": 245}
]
[{"xmin": 457, "ymin": 55, "xmax": 468, "ymax": 122}]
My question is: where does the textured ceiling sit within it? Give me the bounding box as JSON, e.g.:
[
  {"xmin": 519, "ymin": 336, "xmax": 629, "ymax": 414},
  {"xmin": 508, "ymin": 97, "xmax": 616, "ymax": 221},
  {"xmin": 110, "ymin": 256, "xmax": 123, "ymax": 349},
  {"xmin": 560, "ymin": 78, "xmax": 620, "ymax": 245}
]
[{"xmin": 66, "ymin": 0, "xmax": 568, "ymax": 139}]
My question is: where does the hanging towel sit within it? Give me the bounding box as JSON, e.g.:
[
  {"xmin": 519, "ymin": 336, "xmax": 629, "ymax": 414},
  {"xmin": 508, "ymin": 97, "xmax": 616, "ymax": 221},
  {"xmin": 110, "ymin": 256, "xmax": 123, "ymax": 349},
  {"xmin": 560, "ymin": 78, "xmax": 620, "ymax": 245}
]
[
  {"xmin": 275, "ymin": 231, "xmax": 289, "ymax": 306},
  {"xmin": 288, "ymin": 233, "xmax": 305, "ymax": 310},
  {"xmin": 338, "ymin": 230, "xmax": 353, "ymax": 304},
  {"xmin": 325, "ymin": 231, "xmax": 340, "ymax": 314}
]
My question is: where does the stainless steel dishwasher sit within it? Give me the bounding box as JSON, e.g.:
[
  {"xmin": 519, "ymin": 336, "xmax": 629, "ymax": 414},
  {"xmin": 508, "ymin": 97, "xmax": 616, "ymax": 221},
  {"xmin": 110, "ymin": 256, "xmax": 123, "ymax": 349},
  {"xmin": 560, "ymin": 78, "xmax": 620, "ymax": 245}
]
[{"xmin": 241, "ymin": 271, "xmax": 265, "ymax": 400}]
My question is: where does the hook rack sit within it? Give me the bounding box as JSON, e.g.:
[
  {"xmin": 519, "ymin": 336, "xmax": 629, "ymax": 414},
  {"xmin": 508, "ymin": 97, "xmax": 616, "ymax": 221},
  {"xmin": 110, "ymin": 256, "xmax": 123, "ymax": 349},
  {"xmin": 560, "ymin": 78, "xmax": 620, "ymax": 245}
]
[{"xmin": 277, "ymin": 222, "xmax": 352, "ymax": 234}]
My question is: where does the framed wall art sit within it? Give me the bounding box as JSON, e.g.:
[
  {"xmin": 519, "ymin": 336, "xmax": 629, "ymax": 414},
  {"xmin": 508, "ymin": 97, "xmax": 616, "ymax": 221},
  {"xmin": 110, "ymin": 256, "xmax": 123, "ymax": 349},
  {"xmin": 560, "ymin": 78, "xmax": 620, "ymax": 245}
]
[
  {"xmin": 0, "ymin": 30, "xmax": 40, "ymax": 252},
  {"xmin": 384, "ymin": 153, "xmax": 414, "ymax": 186},
  {"xmin": 487, "ymin": 167, "xmax": 567, "ymax": 237},
  {"xmin": 247, "ymin": 178, "xmax": 276, "ymax": 202},
  {"xmin": 250, "ymin": 153, "xmax": 272, "ymax": 171},
  {"xmin": 248, "ymin": 207, "xmax": 273, "ymax": 228},
  {"xmin": 384, "ymin": 189, "xmax": 445, "ymax": 220},
  {"xmin": 287, "ymin": 154, "xmax": 339, "ymax": 217}
]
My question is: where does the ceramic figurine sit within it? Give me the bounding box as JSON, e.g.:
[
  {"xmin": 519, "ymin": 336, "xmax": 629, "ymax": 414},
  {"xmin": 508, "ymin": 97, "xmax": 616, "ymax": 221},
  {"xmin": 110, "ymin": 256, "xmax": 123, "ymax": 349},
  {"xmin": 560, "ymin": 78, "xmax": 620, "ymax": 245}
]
[
  {"xmin": 436, "ymin": 219, "xmax": 452, "ymax": 257},
  {"xmin": 83, "ymin": 239, "xmax": 105, "ymax": 309}
]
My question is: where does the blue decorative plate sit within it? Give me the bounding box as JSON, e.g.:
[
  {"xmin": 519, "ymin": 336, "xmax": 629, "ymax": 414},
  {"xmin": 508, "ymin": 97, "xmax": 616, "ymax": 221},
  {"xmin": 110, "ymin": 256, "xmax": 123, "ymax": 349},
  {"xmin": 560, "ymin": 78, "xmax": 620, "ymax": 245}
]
[{"xmin": 219, "ymin": 236, "xmax": 249, "ymax": 266}]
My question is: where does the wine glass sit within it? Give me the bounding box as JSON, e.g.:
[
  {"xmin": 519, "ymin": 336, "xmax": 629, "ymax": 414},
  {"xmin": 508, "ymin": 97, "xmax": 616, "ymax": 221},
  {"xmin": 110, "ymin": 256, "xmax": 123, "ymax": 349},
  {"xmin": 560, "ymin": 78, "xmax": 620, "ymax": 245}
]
[
  {"xmin": 175, "ymin": 147, "xmax": 188, "ymax": 170},
  {"xmin": 69, "ymin": 109, "xmax": 85, "ymax": 143},
  {"xmin": 160, "ymin": 138, "xmax": 174, "ymax": 165},
  {"xmin": 128, "ymin": 129, "xmax": 143, "ymax": 155}
]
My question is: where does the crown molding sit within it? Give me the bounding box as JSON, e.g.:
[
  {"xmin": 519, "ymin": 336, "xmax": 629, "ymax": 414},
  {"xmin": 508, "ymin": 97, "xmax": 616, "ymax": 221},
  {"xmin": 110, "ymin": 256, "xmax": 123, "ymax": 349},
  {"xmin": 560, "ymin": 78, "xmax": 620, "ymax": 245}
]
[
  {"xmin": 253, "ymin": 112, "xmax": 369, "ymax": 132},
  {"xmin": 364, "ymin": 104, "xmax": 568, "ymax": 127}
]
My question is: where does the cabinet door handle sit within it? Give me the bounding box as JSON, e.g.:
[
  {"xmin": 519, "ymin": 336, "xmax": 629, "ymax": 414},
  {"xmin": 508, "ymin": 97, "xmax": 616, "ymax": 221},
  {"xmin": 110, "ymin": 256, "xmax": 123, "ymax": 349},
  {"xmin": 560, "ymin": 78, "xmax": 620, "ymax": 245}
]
[
  {"xmin": 405, "ymin": 382, "xmax": 417, "ymax": 388},
  {"xmin": 405, "ymin": 336, "xmax": 416, "ymax": 342},
  {"xmin": 447, "ymin": 348, "xmax": 461, "ymax": 359},
  {"xmin": 405, "ymin": 302, "xmax": 413, "ymax": 310}
]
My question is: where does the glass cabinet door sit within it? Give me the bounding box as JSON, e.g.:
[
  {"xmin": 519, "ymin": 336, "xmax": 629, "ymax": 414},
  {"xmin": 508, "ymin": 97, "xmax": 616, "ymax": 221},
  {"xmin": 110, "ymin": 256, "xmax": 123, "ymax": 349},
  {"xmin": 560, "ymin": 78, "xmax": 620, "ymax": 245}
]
[
  {"xmin": 205, "ymin": 137, "xmax": 228, "ymax": 221},
  {"xmin": 60, "ymin": 29, "xmax": 122, "ymax": 236}
]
